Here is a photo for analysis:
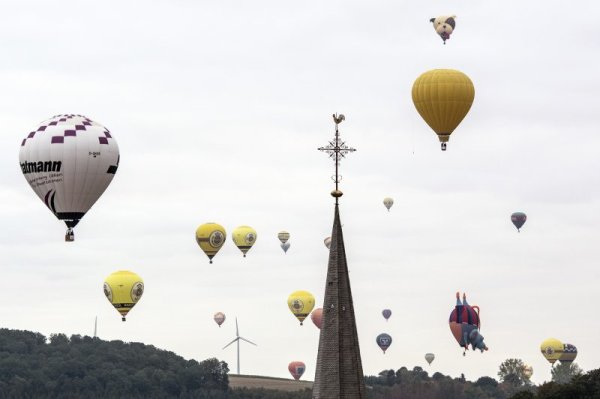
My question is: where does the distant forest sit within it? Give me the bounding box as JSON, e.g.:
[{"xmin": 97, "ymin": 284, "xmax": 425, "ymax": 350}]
[{"xmin": 0, "ymin": 329, "xmax": 598, "ymax": 398}]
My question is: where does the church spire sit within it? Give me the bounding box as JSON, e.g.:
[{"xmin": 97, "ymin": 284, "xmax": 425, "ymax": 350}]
[{"xmin": 313, "ymin": 114, "xmax": 366, "ymax": 398}]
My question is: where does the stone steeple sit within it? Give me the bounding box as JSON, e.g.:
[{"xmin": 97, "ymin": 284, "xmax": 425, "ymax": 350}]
[{"xmin": 313, "ymin": 114, "xmax": 366, "ymax": 398}]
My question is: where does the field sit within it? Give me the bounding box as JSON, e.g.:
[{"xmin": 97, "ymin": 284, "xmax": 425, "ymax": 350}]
[{"xmin": 229, "ymin": 375, "xmax": 313, "ymax": 392}]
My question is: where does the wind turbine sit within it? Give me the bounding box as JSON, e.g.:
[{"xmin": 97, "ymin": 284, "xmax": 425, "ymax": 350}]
[{"xmin": 222, "ymin": 318, "xmax": 257, "ymax": 375}]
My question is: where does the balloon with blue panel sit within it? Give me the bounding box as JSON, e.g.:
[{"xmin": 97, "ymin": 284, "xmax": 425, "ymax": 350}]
[{"xmin": 449, "ymin": 292, "xmax": 488, "ymax": 355}]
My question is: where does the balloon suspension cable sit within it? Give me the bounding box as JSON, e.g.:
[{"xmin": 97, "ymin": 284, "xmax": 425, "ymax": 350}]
[{"xmin": 318, "ymin": 113, "xmax": 356, "ymax": 204}]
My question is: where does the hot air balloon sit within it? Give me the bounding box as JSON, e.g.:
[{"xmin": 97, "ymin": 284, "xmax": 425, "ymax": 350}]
[
  {"xmin": 214, "ymin": 312, "xmax": 226, "ymax": 327},
  {"xmin": 232, "ymin": 226, "xmax": 257, "ymax": 257},
  {"xmin": 425, "ymin": 353, "xmax": 435, "ymax": 365},
  {"xmin": 449, "ymin": 292, "xmax": 488, "ymax": 355},
  {"xmin": 103, "ymin": 271, "xmax": 144, "ymax": 321},
  {"xmin": 376, "ymin": 333, "xmax": 392, "ymax": 354},
  {"xmin": 324, "ymin": 237, "xmax": 331, "ymax": 249},
  {"xmin": 281, "ymin": 242, "xmax": 291, "ymax": 254},
  {"xmin": 430, "ymin": 15, "xmax": 456, "ymax": 44},
  {"xmin": 560, "ymin": 344, "xmax": 577, "ymax": 364},
  {"xmin": 288, "ymin": 361, "xmax": 306, "ymax": 381},
  {"xmin": 311, "ymin": 308, "xmax": 323, "ymax": 329},
  {"xmin": 383, "ymin": 197, "xmax": 394, "ymax": 212},
  {"xmin": 278, "ymin": 231, "xmax": 290, "ymax": 244},
  {"xmin": 382, "ymin": 309, "xmax": 392, "ymax": 321},
  {"xmin": 195, "ymin": 223, "xmax": 226, "ymax": 263},
  {"xmin": 511, "ymin": 212, "xmax": 527, "ymax": 232},
  {"xmin": 287, "ymin": 290, "xmax": 315, "ymax": 325},
  {"xmin": 540, "ymin": 338, "xmax": 564, "ymax": 364},
  {"xmin": 19, "ymin": 115, "xmax": 120, "ymax": 241},
  {"xmin": 412, "ymin": 70, "xmax": 475, "ymax": 151},
  {"xmin": 523, "ymin": 365, "xmax": 533, "ymax": 379}
]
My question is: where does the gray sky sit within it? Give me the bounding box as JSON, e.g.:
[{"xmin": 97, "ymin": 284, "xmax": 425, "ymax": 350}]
[{"xmin": 1, "ymin": 0, "xmax": 600, "ymax": 384}]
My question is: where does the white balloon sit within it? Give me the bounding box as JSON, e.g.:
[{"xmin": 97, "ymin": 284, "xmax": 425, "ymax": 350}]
[
  {"xmin": 19, "ymin": 115, "xmax": 120, "ymax": 240},
  {"xmin": 324, "ymin": 237, "xmax": 331, "ymax": 249},
  {"xmin": 383, "ymin": 197, "xmax": 394, "ymax": 211}
]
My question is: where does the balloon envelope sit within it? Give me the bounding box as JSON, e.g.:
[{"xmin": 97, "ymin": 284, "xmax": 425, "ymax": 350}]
[
  {"xmin": 425, "ymin": 353, "xmax": 435, "ymax": 365},
  {"xmin": 278, "ymin": 231, "xmax": 290, "ymax": 244},
  {"xmin": 288, "ymin": 361, "xmax": 306, "ymax": 380},
  {"xmin": 311, "ymin": 308, "xmax": 323, "ymax": 329},
  {"xmin": 19, "ymin": 115, "xmax": 120, "ymax": 240},
  {"xmin": 412, "ymin": 70, "xmax": 475, "ymax": 150},
  {"xmin": 287, "ymin": 290, "xmax": 315, "ymax": 325},
  {"xmin": 214, "ymin": 312, "xmax": 226, "ymax": 327},
  {"xmin": 540, "ymin": 338, "xmax": 564, "ymax": 364},
  {"xmin": 382, "ymin": 309, "xmax": 392, "ymax": 321},
  {"xmin": 560, "ymin": 343, "xmax": 577, "ymax": 363},
  {"xmin": 376, "ymin": 333, "xmax": 392, "ymax": 353},
  {"xmin": 324, "ymin": 237, "xmax": 331, "ymax": 249},
  {"xmin": 232, "ymin": 225, "xmax": 257, "ymax": 257},
  {"xmin": 195, "ymin": 223, "xmax": 226, "ymax": 263},
  {"xmin": 511, "ymin": 212, "xmax": 527, "ymax": 231},
  {"xmin": 523, "ymin": 365, "xmax": 533, "ymax": 379},
  {"xmin": 103, "ymin": 270, "xmax": 144, "ymax": 321},
  {"xmin": 383, "ymin": 197, "xmax": 394, "ymax": 211},
  {"xmin": 281, "ymin": 242, "xmax": 291, "ymax": 253}
]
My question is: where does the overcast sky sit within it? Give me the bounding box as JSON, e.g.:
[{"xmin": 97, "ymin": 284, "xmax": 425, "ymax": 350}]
[{"xmin": 1, "ymin": 0, "xmax": 600, "ymax": 384}]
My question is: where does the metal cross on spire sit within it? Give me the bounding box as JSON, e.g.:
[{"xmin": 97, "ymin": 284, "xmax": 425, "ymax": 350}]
[{"xmin": 318, "ymin": 113, "xmax": 356, "ymax": 204}]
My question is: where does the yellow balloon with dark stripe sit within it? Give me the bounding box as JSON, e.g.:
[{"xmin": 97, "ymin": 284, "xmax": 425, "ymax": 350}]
[
  {"xmin": 196, "ymin": 223, "xmax": 226, "ymax": 263},
  {"xmin": 232, "ymin": 225, "xmax": 257, "ymax": 257},
  {"xmin": 103, "ymin": 270, "xmax": 144, "ymax": 322},
  {"xmin": 288, "ymin": 290, "xmax": 315, "ymax": 325},
  {"xmin": 412, "ymin": 69, "xmax": 475, "ymax": 150},
  {"xmin": 540, "ymin": 338, "xmax": 564, "ymax": 364}
]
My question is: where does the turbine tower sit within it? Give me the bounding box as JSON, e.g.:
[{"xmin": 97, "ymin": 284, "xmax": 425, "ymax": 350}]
[{"xmin": 222, "ymin": 318, "xmax": 257, "ymax": 375}]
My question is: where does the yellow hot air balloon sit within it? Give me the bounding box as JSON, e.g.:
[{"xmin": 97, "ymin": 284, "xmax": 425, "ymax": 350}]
[
  {"xmin": 103, "ymin": 270, "xmax": 144, "ymax": 321},
  {"xmin": 287, "ymin": 290, "xmax": 315, "ymax": 325},
  {"xmin": 540, "ymin": 338, "xmax": 564, "ymax": 364},
  {"xmin": 232, "ymin": 225, "xmax": 257, "ymax": 257},
  {"xmin": 412, "ymin": 69, "xmax": 475, "ymax": 151},
  {"xmin": 195, "ymin": 223, "xmax": 226, "ymax": 264}
]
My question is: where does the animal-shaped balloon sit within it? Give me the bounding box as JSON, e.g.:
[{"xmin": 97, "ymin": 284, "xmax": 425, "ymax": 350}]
[
  {"xmin": 19, "ymin": 115, "xmax": 120, "ymax": 241},
  {"xmin": 448, "ymin": 292, "xmax": 488, "ymax": 355},
  {"xmin": 430, "ymin": 15, "xmax": 456, "ymax": 44},
  {"xmin": 511, "ymin": 212, "xmax": 527, "ymax": 232},
  {"xmin": 214, "ymin": 312, "xmax": 226, "ymax": 327},
  {"xmin": 376, "ymin": 333, "xmax": 392, "ymax": 354}
]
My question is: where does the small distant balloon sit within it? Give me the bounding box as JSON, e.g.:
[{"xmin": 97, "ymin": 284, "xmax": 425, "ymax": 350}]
[
  {"xmin": 195, "ymin": 223, "xmax": 226, "ymax": 263},
  {"xmin": 103, "ymin": 270, "xmax": 144, "ymax": 322},
  {"xmin": 511, "ymin": 212, "xmax": 527, "ymax": 232},
  {"xmin": 425, "ymin": 353, "xmax": 435, "ymax": 365},
  {"xmin": 376, "ymin": 333, "xmax": 392, "ymax": 354},
  {"xmin": 383, "ymin": 197, "xmax": 394, "ymax": 212},
  {"xmin": 288, "ymin": 361, "xmax": 306, "ymax": 381},
  {"xmin": 214, "ymin": 312, "xmax": 226, "ymax": 327},
  {"xmin": 311, "ymin": 308, "xmax": 323, "ymax": 329},
  {"xmin": 382, "ymin": 309, "xmax": 392, "ymax": 321},
  {"xmin": 287, "ymin": 290, "xmax": 315, "ymax": 325},
  {"xmin": 232, "ymin": 225, "xmax": 257, "ymax": 257},
  {"xmin": 523, "ymin": 365, "xmax": 533, "ymax": 379},
  {"xmin": 324, "ymin": 237, "xmax": 331, "ymax": 249},
  {"xmin": 281, "ymin": 242, "xmax": 291, "ymax": 254},
  {"xmin": 540, "ymin": 338, "xmax": 564, "ymax": 364},
  {"xmin": 560, "ymin": 343, "xmax": 577, "ymax": 364},
  {"xmin": 278, "ymin": 231, "xmax": 290, "ymax": 244}
]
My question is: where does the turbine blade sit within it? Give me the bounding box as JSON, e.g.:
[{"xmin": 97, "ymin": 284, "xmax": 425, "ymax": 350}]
[
  {"xmin": 239, "ymin": 337, "xmax": 257, "ymax": 346},
  {"xmin": 236, "ymin": 318, "xmax": 239, "ymax": 337},
  {"xmin": 222, "ymin": 337, "xmax": 239, "ymax": 350}
]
